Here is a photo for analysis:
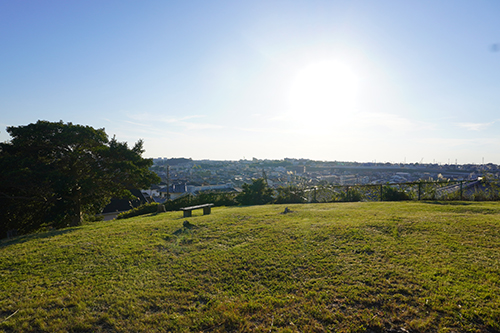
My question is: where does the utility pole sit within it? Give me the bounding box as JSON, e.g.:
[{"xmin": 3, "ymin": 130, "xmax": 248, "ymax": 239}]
[{"xmin": 166, "ymin": 165, "xmax": 171, "ymax": 201}]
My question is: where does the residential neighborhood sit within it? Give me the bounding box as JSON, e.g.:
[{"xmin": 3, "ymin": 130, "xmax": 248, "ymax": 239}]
[{"xmin": 145, "ymin": 157, "xmax": 500, "ymax": 201}]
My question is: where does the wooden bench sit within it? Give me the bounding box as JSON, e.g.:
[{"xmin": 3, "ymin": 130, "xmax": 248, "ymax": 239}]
[{"xmin": 180, "ymin": 203, "xmax": 214, "ymax": 217}]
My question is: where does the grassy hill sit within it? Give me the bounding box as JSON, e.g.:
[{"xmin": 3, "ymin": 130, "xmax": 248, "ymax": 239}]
[{"xmin": 1, "ymin": 201, "xmax": 500, "ymax": 332}]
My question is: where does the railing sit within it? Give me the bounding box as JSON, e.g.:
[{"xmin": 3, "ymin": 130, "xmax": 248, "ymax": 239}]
[{"xmin": 304, "ymin": 179, "xmax": 500, "ymax": 203}]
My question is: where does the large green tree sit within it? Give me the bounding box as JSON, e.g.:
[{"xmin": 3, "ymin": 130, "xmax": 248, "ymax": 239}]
[
  {"xmin": 235, "ymin": 178, "xmax": 274, "ymax": 206},
  {"xmin": 0, "ymin": 121, "xmax": 160, "ymax": 236}
]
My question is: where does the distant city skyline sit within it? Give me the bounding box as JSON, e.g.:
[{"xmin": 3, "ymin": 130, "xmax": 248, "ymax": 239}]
[
  {"xmin": 1, "ymin": 1, "xmax": 500, "ymax": 164},
  {"xmin": 151, "ymin": 156, "xmax": 493, "ymax": 167}
]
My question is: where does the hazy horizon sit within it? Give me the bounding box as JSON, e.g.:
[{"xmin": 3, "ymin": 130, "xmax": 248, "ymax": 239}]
[
  {"xmin": 149, "ymin": 156, "xmax": 492, "ymax": 167},
  {"xmin": 1, "ymin": 1, "xmax": 500, "ymax": 164}
]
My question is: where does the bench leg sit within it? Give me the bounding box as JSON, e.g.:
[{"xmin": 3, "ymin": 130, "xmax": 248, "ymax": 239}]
[
  {"xmin": 203, "ymin": 206, "xmax": 211, "ymax": 215},
  {"xmin": 183, "ymin": 210, "xmax": 192, "ymax": 218}
]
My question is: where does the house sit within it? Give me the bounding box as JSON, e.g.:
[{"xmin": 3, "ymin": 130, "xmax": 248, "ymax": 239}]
[{"xmin": 158, "ymin": 184, "xmax": 190, "ymax": 200}]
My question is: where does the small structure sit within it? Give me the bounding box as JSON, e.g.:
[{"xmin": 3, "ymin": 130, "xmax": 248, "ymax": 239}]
[
  {"xmin": 157, "ymin": 203, "xmax": 166, "ymax": 213},
  {"xmin": 180, "ymin": 203, "xmax": 214, "ymax": 217}
]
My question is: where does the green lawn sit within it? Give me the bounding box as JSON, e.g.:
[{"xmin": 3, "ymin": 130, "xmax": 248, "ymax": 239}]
[{"xmin": 1, "ymin": 201, "xmax": 500, "ymax": 332}]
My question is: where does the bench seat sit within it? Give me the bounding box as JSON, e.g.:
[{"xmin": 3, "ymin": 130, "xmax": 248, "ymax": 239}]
[{"xmin": 180, "ymin": 203, "xmax": 214, "ymax": 217}]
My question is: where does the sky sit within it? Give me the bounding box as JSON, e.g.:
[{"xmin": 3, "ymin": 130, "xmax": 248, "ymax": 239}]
[{"xmin": 1, "ymin": 1, "xmax": 500, "ymax": 164}]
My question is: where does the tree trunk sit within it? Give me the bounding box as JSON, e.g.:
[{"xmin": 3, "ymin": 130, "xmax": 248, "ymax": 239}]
[
  {"xmin": 70, "ymin": 213, "xmax": 82, "ymax": 226},
  {"xmin": 70, "ymin": 186, "xmax": 82, "ymax": 226}
]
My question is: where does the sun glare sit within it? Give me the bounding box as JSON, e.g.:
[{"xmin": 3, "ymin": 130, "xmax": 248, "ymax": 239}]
[{"xmin": 287, "ymin": 60, "xmax": 359, "ymax": 128}]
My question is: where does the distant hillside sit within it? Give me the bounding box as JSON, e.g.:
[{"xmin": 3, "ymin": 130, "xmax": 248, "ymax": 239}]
[
  {"xmin": 154, "ymin": 157, "xmax": 193, "ymax": 165},
  {"xmin": 1, "ymin": 202, "xmax": 499, "ymax": 332}
]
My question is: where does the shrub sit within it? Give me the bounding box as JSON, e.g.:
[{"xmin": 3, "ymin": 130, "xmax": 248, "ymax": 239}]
[
  {"xmin": 235, "ymin": 179, "xmax": 274, "ymax": 206},
  {"xmin": 115, "ymin": 192, "xmax": 239, "ymax": 220},
  {"xmin": 381, "ymin": 185, "xmax": 410, "ymax": 201},
  {"xmin": 116, "ymin": 203, "xmax": 159, "ymax": 219},
  {"xmin": 339, "ymin": 187, "xmax": 363, "ymax": 202},
  {"xmin": 196, "ymin": 191, "xmax": 238, "ymax": 207},
  {"xmin": 83, "ymin": 214, "xmax": 104, "ymax": 223},
  {"xmin": 275, "ymin": 186, "xmax": 306, "ymax": 204}
]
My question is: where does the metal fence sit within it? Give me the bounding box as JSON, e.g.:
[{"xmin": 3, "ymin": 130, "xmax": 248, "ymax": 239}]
[{"xmin": 304, "ymin": 179, "xmax": 500, "ymax": 203}]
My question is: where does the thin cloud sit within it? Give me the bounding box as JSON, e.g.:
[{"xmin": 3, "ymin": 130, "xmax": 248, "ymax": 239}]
[
  {"xmin": 455, "ymin": 121, "xmax": 495, "ymax": 131},
  {"xmin": 127, "ymin": 112, "xmax": 205, "ymax": 124},
  {"xmin": 159, "ymin": 115, "xmax": 205, "ymax": 124},
  {"xmin": 126, "ymin": 113, "xmax": 223, "ymax": 131},
  {"xmin": 417, "ymin": 137, "xmax": 500, "ymax": 147},
  {"xmin": 235, "ymin": 125, "xmax": 298, "ymax": 134},
  {"xmin": 124, "ymin": 120, "xmax": 151, "ymax": 127},
  {"xmin": 354, "ymin": 112, "xmax": 435, "ymax": 132},
  {"xmin": 183, "ymin": 122, "xmax": 224, "ymax": 130}
]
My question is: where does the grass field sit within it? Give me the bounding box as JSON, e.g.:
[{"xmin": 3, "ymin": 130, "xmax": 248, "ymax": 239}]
[{"xmin": 1, "ymin": 201, "xmax": 500, "ymax": 332}]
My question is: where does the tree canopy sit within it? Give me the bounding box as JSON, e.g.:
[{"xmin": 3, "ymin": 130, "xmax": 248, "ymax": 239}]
[
  {"xmin": 0, "ymin": 121, "xmax": 160, "ymax": 237},
  {"xmin": 235, "ymin": 178, "xmax": 274, "ymax": 206},
  {"xmin": 275, "ymin": 185, "xmax": 306, "ymax": 204}
]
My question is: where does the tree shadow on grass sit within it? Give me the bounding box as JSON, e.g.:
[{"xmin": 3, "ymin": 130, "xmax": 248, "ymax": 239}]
[
  {"xmin": 0, "ymin": 228, "xmax": 78, "ymax": 249},
  {"xmin": 422, "ymin": 201, "xmax": 472, "ymax": 206}
]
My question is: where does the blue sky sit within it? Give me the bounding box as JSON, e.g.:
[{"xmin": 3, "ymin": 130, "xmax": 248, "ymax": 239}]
[{"xmin": 1, "ymin": 1, "xmax": 500, "ymax": 164}]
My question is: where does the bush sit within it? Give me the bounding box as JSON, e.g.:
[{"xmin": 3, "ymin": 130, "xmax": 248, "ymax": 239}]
[
  {"xmin": 116, "ymin": 191, "xmax": 239, "ymax": 220},
  {"xmin": 275, "ymin": 186, "xmax": 306, "ymax": 204},
  {"xmin": 116, "ymin": 203, "xmax": 159, "ymax": 219},
  {"xmin": 83, "ymin": 214, "xmax": 104, "ymax": 223},
  {"xmin": 196, "ymin": 191, "xmax": 238, "ymax": 207},
  {"xmin": 163, "ymin": 192, "xmax": 237, "ymax": 211},
  {"xmin": 339, "ymin": 187, "xmax": 363, "ymax": 202},
  {"xmin": 235, "ymin": 179, "xmax": 274, "ymax": 206},
  {"xmin": 381, "ymin": 185, "xmax": 410, "ymax": 201}
]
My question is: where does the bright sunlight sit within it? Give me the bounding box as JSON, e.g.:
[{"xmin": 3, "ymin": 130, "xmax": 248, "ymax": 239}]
[{"xmin": 287, "ymin": 60, "xmax": 359, "ymax": 129}]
